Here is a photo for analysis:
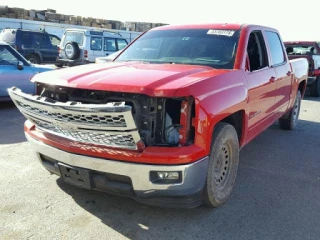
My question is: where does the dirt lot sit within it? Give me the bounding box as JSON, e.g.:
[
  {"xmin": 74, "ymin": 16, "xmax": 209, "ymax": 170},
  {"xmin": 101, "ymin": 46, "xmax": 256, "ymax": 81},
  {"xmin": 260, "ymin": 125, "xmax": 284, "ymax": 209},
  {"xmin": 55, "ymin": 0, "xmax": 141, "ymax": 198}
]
[{"xmin": 1, "ymin": 94, "xmax": 320, "ymax": 240}]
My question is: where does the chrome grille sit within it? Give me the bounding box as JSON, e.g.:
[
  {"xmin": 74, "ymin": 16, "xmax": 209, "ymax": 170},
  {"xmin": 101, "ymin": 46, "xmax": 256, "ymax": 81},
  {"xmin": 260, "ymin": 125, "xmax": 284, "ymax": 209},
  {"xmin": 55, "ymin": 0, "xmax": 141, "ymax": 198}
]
[
  {"xmin": 8, "ymin": 87, "xmax": 143, "ymax": 150},
  {"xmin": 35, "ymin": 121, "xmax": 136, "ymax": 148},
  {"xmin": 17, "ymin": 101, "xmax": 127, "ymax": 127}
]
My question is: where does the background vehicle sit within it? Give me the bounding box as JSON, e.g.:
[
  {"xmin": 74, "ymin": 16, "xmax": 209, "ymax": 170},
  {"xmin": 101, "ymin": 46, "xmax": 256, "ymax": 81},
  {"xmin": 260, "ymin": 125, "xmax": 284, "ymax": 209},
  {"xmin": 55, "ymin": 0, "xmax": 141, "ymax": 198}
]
[
  {"xmin": 0, "ymin": 41, "xmax": 54, "ymax": 101},
  {"xmin": 9, "ymin": 23, "xmax": 308, "ymax": 208},
  {"xmin": 57, "ymin": 29, "xmax": 128, "ymax": 66},
  {"xmin": 284, "ymin": 41, "xmax": 320, "ymax": 97},
  {"xmin": 0, "ymin": 28, "xmax": 61, "ymax": 64}
]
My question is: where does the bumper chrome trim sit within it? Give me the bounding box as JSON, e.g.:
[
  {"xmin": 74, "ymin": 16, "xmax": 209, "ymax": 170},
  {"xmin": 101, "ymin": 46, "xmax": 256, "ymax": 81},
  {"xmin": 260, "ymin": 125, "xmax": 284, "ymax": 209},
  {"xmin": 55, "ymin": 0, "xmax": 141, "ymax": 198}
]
[{"xmin": 26, "ymin": 133, "xmax": 209, "ymax": 197}]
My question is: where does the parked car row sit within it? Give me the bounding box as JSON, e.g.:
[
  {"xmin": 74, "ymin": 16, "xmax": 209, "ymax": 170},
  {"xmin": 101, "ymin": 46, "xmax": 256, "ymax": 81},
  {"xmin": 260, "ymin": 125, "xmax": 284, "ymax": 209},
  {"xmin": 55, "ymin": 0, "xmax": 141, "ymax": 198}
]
[{"xmin": 0, "ymin": 28, "xmax": 129, "ymax": 67}]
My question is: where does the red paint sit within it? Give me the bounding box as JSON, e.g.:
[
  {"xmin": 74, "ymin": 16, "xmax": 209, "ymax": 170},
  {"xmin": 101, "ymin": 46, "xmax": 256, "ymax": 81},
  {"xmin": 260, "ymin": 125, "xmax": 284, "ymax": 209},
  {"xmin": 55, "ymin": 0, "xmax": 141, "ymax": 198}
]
[{"xmin": 27, "ymin": 24, "xmax": 308, "ymax": 165}]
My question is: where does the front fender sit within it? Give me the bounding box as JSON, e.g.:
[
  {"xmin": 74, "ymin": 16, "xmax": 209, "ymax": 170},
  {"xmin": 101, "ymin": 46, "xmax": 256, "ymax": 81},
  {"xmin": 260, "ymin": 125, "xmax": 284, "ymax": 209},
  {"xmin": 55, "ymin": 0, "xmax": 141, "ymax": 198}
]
[{"xmin": 175, "ymin": 70, "xmax": 248, "ymax": 154}]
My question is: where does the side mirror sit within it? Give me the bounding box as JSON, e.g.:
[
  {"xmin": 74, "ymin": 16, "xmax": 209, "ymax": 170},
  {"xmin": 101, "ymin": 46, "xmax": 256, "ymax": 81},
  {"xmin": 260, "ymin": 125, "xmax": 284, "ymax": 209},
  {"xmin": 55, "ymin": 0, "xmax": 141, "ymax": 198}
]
[{"xmin": 17, "ymin": 61, "xmax": 24, "ymax": 70}]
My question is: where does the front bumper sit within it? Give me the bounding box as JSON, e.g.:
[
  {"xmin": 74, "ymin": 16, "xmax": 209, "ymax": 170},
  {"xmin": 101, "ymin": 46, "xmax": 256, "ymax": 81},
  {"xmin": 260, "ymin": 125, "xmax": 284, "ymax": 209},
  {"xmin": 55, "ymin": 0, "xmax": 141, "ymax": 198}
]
[{"xmin": 26, "ymin": 133, "xmax": 209, "ymax": 208}]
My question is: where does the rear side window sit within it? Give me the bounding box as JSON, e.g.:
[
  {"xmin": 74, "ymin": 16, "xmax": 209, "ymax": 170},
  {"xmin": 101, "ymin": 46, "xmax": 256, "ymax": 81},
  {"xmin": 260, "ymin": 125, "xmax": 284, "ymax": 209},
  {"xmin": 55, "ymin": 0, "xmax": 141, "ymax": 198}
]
[
  {"xmin": 49, "ymin": 35, "xmax": 61, "ymax": 47},
  {"xmin": 104, "ymin": 38, "xmax": 116, "ymax": 51},
  {"xmin": 20, "ymin": 33, "xmax": 33, "ymax": 46},
  {"xmin": 90, "ymin": 37, "xmax": 102, "ymax": 50},
  {"xmin": 117, "ymin": 39, "xmax": 128, "ymax": 50},
  {"xmin": 33, "ymin": 34, "xmax": 51, "ymax": 48},
  {"xmin": 63, "ymin": 31, "xmax": 84, "ymax": 46},
  {"xmin": 265, "ymin": 31, "xmax": 285, "ymax": 66}
]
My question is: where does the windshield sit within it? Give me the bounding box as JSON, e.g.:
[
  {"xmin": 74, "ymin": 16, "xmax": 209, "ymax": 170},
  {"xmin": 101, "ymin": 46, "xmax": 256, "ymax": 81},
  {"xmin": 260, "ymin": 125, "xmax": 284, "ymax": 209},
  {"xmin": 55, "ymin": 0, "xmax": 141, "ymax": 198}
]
[
  {"xmin": 115, "ymin": 29, "xmax": 240, "ymax": 69},
  {"xmin": 63, "ymin": 31, "xmax": 84, "ymax": 46}
]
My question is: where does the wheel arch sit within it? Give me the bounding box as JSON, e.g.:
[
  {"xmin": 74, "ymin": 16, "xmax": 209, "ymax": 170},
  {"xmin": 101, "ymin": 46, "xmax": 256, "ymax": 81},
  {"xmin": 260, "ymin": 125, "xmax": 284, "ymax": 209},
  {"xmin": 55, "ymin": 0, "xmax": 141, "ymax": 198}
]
[
  {"xmin": 298, "ymin": 80, "xmax": 307, "ymax": 98},
  {"xmin": 208, "ymin": 110, "xmax": 246, "ymax": 151}
]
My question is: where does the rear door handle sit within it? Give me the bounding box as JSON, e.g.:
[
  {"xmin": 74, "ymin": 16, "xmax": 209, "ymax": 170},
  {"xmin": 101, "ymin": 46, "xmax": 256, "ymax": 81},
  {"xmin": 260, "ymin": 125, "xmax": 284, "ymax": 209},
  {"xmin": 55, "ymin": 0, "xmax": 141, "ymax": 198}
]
[{"xmin": 269, "ymin": 76, "xmax": 276, "ymax": 83}]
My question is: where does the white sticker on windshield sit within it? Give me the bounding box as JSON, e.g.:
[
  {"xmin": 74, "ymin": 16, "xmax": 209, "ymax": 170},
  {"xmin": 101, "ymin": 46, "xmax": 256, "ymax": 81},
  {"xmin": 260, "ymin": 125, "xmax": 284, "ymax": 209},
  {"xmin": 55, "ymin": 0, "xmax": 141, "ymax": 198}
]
[{"xmin": 207, "ymin": 30, "xmax": 235, "ymax": 37}]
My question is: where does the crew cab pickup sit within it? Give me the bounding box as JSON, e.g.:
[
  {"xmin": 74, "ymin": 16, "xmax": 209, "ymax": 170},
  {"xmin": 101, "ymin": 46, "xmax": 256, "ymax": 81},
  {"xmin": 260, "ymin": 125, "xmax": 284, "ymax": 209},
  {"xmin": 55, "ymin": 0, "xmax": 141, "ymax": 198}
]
[
  {"xmin": 8, "ymin": 23, "xmax": 308, "ymax": 208},
  {"xmin": 284, "ymin": 41, "xmax": 320, "ymax": 96}
]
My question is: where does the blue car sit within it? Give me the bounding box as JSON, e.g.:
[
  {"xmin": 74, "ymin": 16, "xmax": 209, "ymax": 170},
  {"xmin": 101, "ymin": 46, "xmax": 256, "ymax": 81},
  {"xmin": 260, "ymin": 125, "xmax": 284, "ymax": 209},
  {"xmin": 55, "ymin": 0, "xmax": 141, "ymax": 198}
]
[{"xmin": 0, "ymin": 41, "xmax": 54, "ymax": 102}]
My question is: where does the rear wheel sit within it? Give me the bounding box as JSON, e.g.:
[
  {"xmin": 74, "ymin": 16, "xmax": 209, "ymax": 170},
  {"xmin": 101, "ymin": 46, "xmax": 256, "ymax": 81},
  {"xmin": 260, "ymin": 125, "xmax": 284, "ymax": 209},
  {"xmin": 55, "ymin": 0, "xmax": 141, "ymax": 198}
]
[
  {"xmin": 310, "ymin": 77, "xmax": 320, "ymax": 97},
  {"xmin": 203, "ymin": 123, "xmax": 239, "ymax": 208},
  {"xmin": 279, "ymin": 91, "xmax": 301, "ymax": 130},
  {"xmin": 26, "ymin": 54, "xmax": 40, "ymax": 64}
]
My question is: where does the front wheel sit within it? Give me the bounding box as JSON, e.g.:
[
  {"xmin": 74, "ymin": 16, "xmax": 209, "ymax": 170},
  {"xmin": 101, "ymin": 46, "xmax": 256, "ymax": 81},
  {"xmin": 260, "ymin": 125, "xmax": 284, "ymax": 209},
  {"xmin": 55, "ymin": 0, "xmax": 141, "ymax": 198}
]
[
  {"xmin": 203, "ymin": 123, "xmax": 239, "ymax": 208},
  {"xmin": 279, "ymin": 91, "xmax": 301, "ymax": 130}
]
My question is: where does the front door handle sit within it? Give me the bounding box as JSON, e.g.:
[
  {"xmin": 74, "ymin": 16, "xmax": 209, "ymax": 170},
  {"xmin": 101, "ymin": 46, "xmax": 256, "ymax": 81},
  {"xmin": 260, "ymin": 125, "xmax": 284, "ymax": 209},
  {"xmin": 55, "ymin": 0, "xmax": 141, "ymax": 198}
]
[{"xmin": 269, "ymin": 76, "xmax": 276, "ymax": 83}]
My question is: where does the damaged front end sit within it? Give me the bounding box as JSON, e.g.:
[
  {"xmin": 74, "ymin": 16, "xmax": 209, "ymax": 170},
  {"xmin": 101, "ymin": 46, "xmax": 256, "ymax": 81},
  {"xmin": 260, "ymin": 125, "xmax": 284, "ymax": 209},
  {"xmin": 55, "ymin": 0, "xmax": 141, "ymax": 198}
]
[{"xmin": 8, "ymin": 83, "xmax": 195, "ymax": 151}]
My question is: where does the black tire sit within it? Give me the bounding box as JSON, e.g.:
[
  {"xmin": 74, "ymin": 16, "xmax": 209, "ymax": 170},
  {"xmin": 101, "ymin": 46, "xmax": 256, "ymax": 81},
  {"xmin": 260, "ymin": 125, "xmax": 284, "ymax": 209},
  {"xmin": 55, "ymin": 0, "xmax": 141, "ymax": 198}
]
[
  {"xmin": 279, "ymin": 91, "xmax": 301, "ymax": 130},
  {"xmin": 55, "ymin": 63, "xmax": 63, "ymax": 68},
  {"xmin": 310, "ymin": 77, "xmax": 320, "ymax": 97},
  {"xmin": 203, "ymin": 122, "xmax": 239, "ymax": 207},
  {"xmin": 26, "ymin": 54, "xmax": 40, "ymax": 64},
  {"xmin": 64, "ymin": 41, "xmax": 80, "ymax": 60}
]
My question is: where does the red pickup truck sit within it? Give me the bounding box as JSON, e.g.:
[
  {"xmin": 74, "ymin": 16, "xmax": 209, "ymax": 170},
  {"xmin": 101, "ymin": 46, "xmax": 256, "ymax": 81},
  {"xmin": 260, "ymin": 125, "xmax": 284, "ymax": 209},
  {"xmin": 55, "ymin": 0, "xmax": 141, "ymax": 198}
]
[
  {"xmin": 8, "ymin": 23, "xmax": 308, "ymax": 208},
  {"xmin": 284, "ymin": 41, "xmax": 320, "ymax": 97}
]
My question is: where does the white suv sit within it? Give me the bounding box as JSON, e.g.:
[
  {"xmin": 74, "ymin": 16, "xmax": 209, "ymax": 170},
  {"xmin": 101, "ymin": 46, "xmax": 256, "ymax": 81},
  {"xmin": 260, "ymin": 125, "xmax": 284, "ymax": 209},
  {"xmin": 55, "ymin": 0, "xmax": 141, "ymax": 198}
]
[{"xmin": 57, "ymin": 28, "xmax": 128, "ymax": 66}]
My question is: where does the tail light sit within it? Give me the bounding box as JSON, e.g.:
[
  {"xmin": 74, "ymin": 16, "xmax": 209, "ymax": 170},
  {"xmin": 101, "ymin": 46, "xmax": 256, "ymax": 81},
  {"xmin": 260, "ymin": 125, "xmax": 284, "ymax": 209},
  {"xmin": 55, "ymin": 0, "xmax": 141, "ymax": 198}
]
[
  {"xmin": 84, "ymin": 50, "xmax": 88, "ymax": 58},
  {"xmin": 58, "ymin": 46, "xmax": 61, "ymax": 54}
]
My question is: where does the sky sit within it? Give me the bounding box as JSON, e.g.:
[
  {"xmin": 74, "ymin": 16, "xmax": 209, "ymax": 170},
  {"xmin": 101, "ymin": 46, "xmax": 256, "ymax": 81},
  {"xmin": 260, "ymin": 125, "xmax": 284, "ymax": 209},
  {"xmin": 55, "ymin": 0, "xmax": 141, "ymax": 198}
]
[{"xmin": 4, "ymin": 0, "xmax": 320, "ymax": 41}]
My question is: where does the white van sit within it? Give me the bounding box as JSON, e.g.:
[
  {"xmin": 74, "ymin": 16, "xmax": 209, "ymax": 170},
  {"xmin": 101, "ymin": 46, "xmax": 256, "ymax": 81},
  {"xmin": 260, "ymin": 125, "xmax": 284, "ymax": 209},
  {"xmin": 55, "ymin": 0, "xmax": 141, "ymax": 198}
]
[{"xmin": 56, "ymin": 28, "xmax": 128, "ymax": 66}]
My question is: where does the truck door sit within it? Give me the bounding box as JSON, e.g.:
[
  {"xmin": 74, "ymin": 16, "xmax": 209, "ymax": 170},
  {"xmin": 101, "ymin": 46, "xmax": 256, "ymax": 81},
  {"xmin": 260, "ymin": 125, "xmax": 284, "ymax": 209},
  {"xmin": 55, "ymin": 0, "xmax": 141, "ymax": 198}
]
[
  {"xmin": 265, "ymin": 31, "xmax": 292, "ymax": 115},
  {"xmin": 245, "ymin": 31, "xmax": 277, "ymax": 140}
]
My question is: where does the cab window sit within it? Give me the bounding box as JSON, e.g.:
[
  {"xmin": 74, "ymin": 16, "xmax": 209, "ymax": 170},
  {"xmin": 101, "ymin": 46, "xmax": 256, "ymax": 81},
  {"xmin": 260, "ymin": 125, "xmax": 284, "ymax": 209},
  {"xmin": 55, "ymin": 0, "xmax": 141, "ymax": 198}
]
[
  {"xmin": 247, "ymin": 31, "xmax": 268, "ymax": 72},
  {"xmin": 104, "ymin": 38, "xmax": 116, "ymax": 51},
  {"xmin": 265, "ymin": 31, "xmax": 285, "ymax": 66},
  {"xmin": 90, "ymin": 37, "xmax": 102, "ymax": 50}
]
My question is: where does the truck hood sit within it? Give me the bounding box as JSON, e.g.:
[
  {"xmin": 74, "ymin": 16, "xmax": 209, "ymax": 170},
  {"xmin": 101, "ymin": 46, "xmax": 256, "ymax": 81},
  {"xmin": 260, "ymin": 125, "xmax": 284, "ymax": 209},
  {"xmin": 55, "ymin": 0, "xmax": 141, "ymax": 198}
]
[{"xmin": 32, "ymin": 62, "xmax": 230, "ymax": 96}]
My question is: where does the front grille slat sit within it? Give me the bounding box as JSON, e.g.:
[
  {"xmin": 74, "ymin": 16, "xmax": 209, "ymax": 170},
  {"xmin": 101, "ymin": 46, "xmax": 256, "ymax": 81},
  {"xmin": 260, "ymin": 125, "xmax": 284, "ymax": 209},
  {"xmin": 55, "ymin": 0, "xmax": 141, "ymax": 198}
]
[
  {"xmin": 34, "ymin": 120, "xmax": 137, "ymax": 149},
  {"xmin": 8, "ymin": 87, "xmax": 142, "ymax": 151},
  {"xmin": 17, "ymin": 101, "xmax": 127, "ymax": 127}
]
